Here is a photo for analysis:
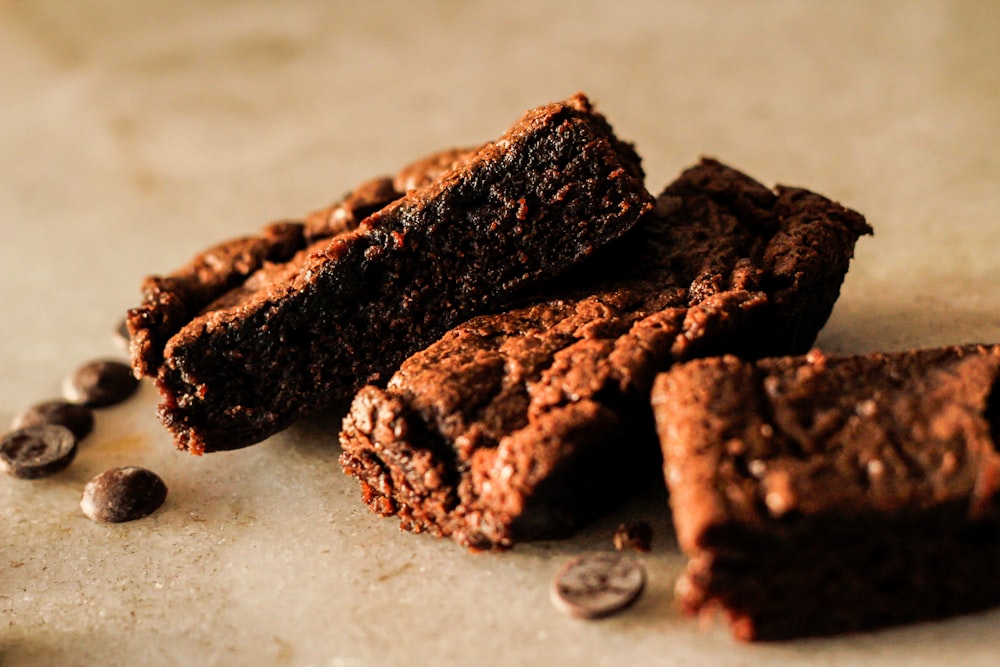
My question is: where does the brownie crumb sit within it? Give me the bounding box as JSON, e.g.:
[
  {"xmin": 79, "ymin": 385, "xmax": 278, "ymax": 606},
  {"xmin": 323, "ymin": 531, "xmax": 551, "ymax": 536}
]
[
  {"xmin": 613, "ymin": 521, "xmax": 652, "ymax": 553},
  {"xmin": 340, "ymin": 157, "xmax": 871, "ymax": 550}
]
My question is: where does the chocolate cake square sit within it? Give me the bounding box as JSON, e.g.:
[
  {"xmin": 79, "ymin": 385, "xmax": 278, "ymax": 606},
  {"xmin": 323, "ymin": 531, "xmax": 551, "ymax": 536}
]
[
  {"xmin": 653, "ymin": 346, "xmax": 1000, "ymax": 640},
  {"xmin": 128, "ymin": 94, "xmax": 652, "ymax": 454},
  {"xmin": 339, "ymin": 158, "xmax": 872, "ymax": 549}
]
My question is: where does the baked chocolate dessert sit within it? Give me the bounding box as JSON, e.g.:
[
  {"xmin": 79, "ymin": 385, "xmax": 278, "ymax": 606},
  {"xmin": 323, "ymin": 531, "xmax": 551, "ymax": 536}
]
[
  {"xmin": 128, "ymin": 150, "xmax": 472, "ymax": 380},
  {"xmin": 653, "ymin": 346, "xmax": 1000, "ymax": 641},
  {"xmin": 128, "ymin": 94, "xmax": 652, "ymax": 454},
  {"xmin": 339, "ymin": 158, "xmax": 872, "ymax": 549}
]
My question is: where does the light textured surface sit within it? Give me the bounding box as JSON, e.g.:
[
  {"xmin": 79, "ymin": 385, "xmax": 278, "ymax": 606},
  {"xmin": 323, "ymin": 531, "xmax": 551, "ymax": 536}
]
[{"xmin": 1, "ymin": 1, "xmax": 999, "ymax": 665}]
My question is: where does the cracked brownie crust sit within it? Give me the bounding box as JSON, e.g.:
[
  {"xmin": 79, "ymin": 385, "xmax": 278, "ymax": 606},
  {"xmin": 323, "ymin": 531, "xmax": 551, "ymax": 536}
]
[
  {"xmin": 653, "ymin": 346, "xmax": 1000, "ymax": 640},
  {"xmin": 339, "ymin": 158, "xmax": 872, "ymax": 549},
  {"xmin": 129, "ymin": 94, "xmax": 652, "ymax": 454}
]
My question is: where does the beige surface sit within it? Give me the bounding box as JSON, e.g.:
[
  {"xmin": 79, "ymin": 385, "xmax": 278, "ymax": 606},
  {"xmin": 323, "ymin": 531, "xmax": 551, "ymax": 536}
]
[{"xmin": 2, "ymin": 1, "xmax": 999, "ymax": 665}]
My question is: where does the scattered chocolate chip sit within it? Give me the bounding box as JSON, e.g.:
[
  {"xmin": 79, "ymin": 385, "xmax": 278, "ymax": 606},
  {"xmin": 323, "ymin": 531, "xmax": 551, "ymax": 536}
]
[
  {"xmin": 81, "ymin": 466, "xmax": 167, "ymax": 523},
  {"xmin": 12, "ymin": 400, "xmax": 95, "ymax": 441},
  {"xmin": 0, "ymin": 425, "xmax": 78, "ymax": 479},
  {"xmin": 613, "ymin": 521, "xmax": 653, "ymax": 553},
  {"xmin": 550, "ymin": 552, "xmax": 646, "ymax": 619},
  {"xmin": 63, "ymin": 359, "xmax": 139, "ymax": 408},
  {"xmin": 114, "ymin": 317, "xmax": 131, "ymax": 351}
]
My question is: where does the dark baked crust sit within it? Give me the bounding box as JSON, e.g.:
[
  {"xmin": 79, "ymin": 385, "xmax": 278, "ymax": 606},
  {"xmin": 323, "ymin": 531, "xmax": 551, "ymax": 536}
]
[
  {"xmin": 339, "ymin": 158, "xmax": 872, "ymax": 549},
  {"xmin": 129, "ymin": 94, "xmax": 652, "ymax": 454},
  {"xmin": 653, "ymin": 346, "xmax": 1000, "ymax": 641}
]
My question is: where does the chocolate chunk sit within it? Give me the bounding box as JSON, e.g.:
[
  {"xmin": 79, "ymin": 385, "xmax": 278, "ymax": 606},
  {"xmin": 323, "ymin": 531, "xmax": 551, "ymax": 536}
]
[
  {"xmin": 80, "ymin": 466, "xmax": 167, "ymax": 523},
  {"xmin": 0, "ymin": 425, "xmax": 78, "ymax": 479},
  {"xmin": 63, "ymin": 359, "xmax": 139, "ymax": 408},
  {"xmin": 550, "ymin": 552, "xmax": 646, "ymax": 619},
  {"xmin": 612, "ymin": 521, "xmax": 653, "ymax": 553},
  {"xmin": 12, "ymin": 400, "xmax": 95, "ymax": 441}
]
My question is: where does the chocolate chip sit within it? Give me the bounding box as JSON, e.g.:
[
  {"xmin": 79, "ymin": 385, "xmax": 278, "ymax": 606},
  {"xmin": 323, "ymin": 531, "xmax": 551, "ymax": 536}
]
[
  {"xmin": 63, "ymin": 359, "xmax": 139, "ymax": 408},
  {"xmin": 0, "ymin": 425, "xmax": 78, "ymax": 479},
  {"xmin": 550, "ymin": 552, "xmax": 646, "ymax": 619},
  {"xmin": 81, "ymin": 466, "xmax": 167, "ymax": 523},
  {"xmin": 613, "ymin": 521, "xmax": 653, "ymax": 553},
  {"xmin": 114, "ymin": 317, "xmax": 131, "ymax": 351},
  {"xmin": 12, "ymin": 400, "xmax": 95, "ymax": 441}
]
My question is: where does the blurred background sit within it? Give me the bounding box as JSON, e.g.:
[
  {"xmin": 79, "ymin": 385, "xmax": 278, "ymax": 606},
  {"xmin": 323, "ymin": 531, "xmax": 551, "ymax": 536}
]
[
  {"xmin": 3, "ymin": 1, "xmax": 999, "ymax": 369},
  {"xmin": 2, "ymin": 1, "xmax": 999, "ymax": 665}
]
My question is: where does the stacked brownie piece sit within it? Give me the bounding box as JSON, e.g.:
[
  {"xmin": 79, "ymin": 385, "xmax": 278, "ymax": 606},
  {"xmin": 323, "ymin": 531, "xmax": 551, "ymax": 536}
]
[{"xmin": 653, "ymin": 346, "xmax": 1000, "ymax": 640}]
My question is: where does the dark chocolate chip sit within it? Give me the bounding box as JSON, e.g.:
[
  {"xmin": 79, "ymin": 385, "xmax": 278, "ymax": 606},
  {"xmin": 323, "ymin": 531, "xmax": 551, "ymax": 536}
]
[
  {"xmin": 114, "ymin": 317, "xmax": 131, "ymax": 351},
  {"xmin": 0, "ymin": 425, "xmax": 78, "ymax": 479},
  {"xmin": 81, "ymin": 466, "xmax": 167, "ymax": 523},
  {"xmin": 12, "ymin": 400, "xmax": 95, "ymax": 441},
  {"xmin": 550, "ymin": 552, "xmax": 646, "ymax": 619},
  {"xmin": 63, "ymin": 359, "xmax": 139, "ymax": 408},
  {"xmin": 613, "ymin": 521, "xmax": 653, "ymax": 553}
]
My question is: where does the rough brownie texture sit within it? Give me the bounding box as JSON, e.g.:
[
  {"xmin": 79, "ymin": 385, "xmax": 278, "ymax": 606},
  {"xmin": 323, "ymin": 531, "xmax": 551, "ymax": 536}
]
[
  {"xmin": 127, "ymin": 166, "xmax": 436, "ymax": 379},
  {"xmin": 128, "ymin": 94, "xmax": 652, "ymax": 454},
  {"xmin": 652, "ymin": 346, "xmax": 1000, "ymax": 641},
  {"xmin": 339, "ymin": 158, "xmax": 872, "ymax": 550}
]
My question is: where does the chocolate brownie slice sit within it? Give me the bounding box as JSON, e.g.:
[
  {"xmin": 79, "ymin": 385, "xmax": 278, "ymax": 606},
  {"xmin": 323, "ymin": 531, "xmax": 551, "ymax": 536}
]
[
  {"xmin": 653, "ymin": 346, "xmax": 1000, "ymax": 641},
  {"xmin": 129, "ymin": 149, "xmax": 472, "ymax": 378},
  {"xmin": 129, "ymin": 94, "xmax": 652, "ymax": 454},
  {"xmin": 339, "ymin": 159, "xmax": 872, "ymax": 549}
]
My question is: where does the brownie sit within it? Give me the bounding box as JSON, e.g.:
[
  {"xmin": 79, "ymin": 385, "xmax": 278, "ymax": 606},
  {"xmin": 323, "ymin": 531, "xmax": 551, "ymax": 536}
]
[
  {"xmin": 128, "ymin": 94, "xmax": 652, "ymax": 454},
  {"xmin": 653, "ymin": 346, "xmax": 1000, "ymax": 641},
  {"xmin": 128, "ymin": 148, "xmax": 473, "ymax": 379},
  {"xmin": 339, "ymin": 158, "xmax": 872, "ymax": 550}
]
